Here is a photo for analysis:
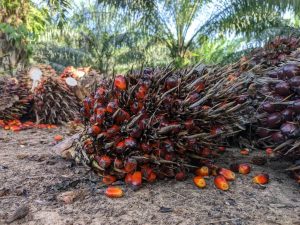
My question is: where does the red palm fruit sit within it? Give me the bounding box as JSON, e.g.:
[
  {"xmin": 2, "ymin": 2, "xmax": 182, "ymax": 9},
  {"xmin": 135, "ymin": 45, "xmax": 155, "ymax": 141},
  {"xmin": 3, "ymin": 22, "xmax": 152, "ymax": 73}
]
[
  {"xmin": 97, "ymin": 155, "xmax": 112, "ymax": 169},
  {"xmin": 130, "ymin": 101, "xmax": 143, "ymax": 114},
  {"xmin": 125, "ymin": 173, "xmax": 133, "ymax": 184},
  {"xmin": 102, "ymin": 175, "xmax": 117, "ymax": 185},
  {"xmin": 116, "ymin": 140, "xmax": 125, "ymax": 152},
  {"xmin": 214, "ymin": 175, "xmax": 229, "ymax": 191},
  {"xmin": 54, "ymin": 135, "xmax": 63, "ymax": 141},
  {"xmin": 106, "ymin": 101, "xmax": 118, "ymax": 114},
  {"xmin": 124, "ymin": 158, "xmax": 137, "ymax": 173},
  {"xmin": 115, "ymin": 109, "xmax": 130, "ymax": 124},
  {"xmin": 130, "ymin": 126, "xmax": 142, "ymax": 138},
  {"xmin": 164, "ymin": 154, "xmax": 174, "ymax": 161},
  {"xmin": 240, "ymin": 148, "xmax": 250, "ymax": 155},
  {"xmin": 266, "ymin": 148, "xmax": 273, "ymax": 156},
  {"xmin": 105, "ymin": 186, "xmax": 123, "ymax": 198},
  {"xmin": 253, "ymin": 174, "xmax": 269, "ymax": 184},
  {"xmin": 188, "ymin": 92, "xmax": 200, "ymax": 103},
  {"xmin": 114, "ymin": 158, "xmax": 123, "ymax": 169},
  {"xmin": 195, "ymin": 82, "xmax": 205, "ymax": 92},
  {"xmin": 202, "ymin": 105, "xmax": 211, "ymax": 110},
  {"xmin": 114, "ymin": 75, "xmax": 127, "ymax": 90},
  {"xmin": 96, "ymin": 87, "xmax": 107, "ymax": 95},
  {"xmin": 89, "ymin": 125, "xmax": 101, "ymax": 136},
  {"xmin": 218, "ymin": 168, "xmax": 236, "ymax": 181},
  {"xmin": 131, "ymin": 171, "xmax": 142, "ymax": 188},
  {"xmin": 147, "ymin": 172, "xmax": 157, "ymax": 183},
  {"xmin": 153, "ymin": 148, "xmax": 166, "ymax": 158},
  {"xmin": 89, "ymin": 115, "xmax": 96, "ymax": 124},
  {"xmin": 163, "ymin": 139, "xmax": 174, "ymax": 152},
  {"xmin": 107, "ymin": 125, "xmax": 120, "ymax": 135},
  {"xmin": 218, "ymin": 146, "xmax": 226, "ymax": 153},
  {"xmin": 195, "ymin": 166, "xmax": 209, "ymax": 177},
  {"xmin": 238, "ymin": 163, "xmax": 251, "ymax": 175},
  {"xmin": 96, "ymin": 115, "xmax": 104, "ymax": 125},
  {"xmin": 201, "ymin": 148, "xmax": 211, "ymax": 157},
  {"xmin": 175, "ymin": 171, "xmax": 186, "ymax": 181},
  {"xmin": 83, "ymin": 97, "xmax": 91, "ymax": 113},
  {"xmin": 96, "ymin": 107, "xmax": 106, "ymax": 116},
  {"xmin": 124, "ymin": 137, "xmax": 137, "ymax": 148},
  {"xmin": 184, "ymin": 119, "xmax": 195, "ymax": 130},
  {"xmin": 136, "ymin": 85, "xmax": 148, "ymax": 100},
  {"xmin": 210, "ymin": 126, "xmax": 223, "ymax": 136},
  {"xmin": 0, "ymin": 120, "xmax": 5, "ymax": 127},
  {"xmin": 141, "ymin": 143, "xmax": 152, "ymax": 153},
  {"xmin": 141, "ymin": 166, "xmax": 152, "ymax": 179},
  {"xmin": 193, "ymin": 176, "xmax": 206, "ymax": 188},
  {"xmin": 165, "ymin": 76, "xmax": 178, "ymax": 90}
]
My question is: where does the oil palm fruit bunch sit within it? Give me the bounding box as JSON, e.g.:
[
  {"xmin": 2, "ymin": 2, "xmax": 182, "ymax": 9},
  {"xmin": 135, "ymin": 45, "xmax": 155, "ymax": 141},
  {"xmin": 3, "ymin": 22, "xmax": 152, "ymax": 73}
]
[
  {"xmin": 0, "ymin": 76, "xmax": 32, "ymax": 120},
  {"xmin": 253, "ymin": 58, "xmax": 300, "ymax": 158},
  {"xmin": 33, "ymin": 76, "xmax": 81, "ymax": 124},
  {"xmin": 73, "ymin": 65, "xmax": 256, "ymax": 187},
  {"xmin": 246, "ymin": 36, "xmax": 300, "ymax": 68}
]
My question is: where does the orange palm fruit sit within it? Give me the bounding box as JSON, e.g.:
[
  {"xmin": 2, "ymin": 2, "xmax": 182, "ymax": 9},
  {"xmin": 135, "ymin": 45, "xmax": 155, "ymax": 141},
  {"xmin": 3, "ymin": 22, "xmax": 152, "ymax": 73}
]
[
  {"xmin": 97, "ymin": 155, "xmax": 112, "ymax": 169},
  {"xmin": 218, "ymin": 168, "xmax": 235, "ymax": 181},
  {"xmin": 10, "ymin": 125, "xmax": 21, "ymax": 132},
  {"xmin": 54, "ymin": 135, "xmax": 63, "ymax": 141},
  {"xmin": 193, "ymin": 176, "xmax": 206, "ymax": 188},
  {"xmin": 131, "ymin": 171, "xmax": 142, "ymax": 189},
  {"xmin": 90, "ymin": 125, "xmax": 101, "ymax": 136},
  {"xmin": 147, "ymin": 172, "xmax": 157, "ymax": 183},
  {"xmin": 124, "ymin": 158, "xmax": 137, "ymax": 173},
  {"xmin": 238, "ymin": 163, "xmax": 251, "ymax": 175},
  {"xmin": 125, "ymin": 173, "xmax": 133, "ymax": 184},
  {"xmin": 114, "ymin": 75, "xmax": 127, "ymax": 90},
  {"xmin": 240, "ymin": 148, "xmax": 250, "ymax": 155},
  {"xmin": 102, "ymin": 175, "xmax": 116, "ymax": 185},
  {"xmin": 105, "ymin": 186, "xmax": 123, "ymax": 198},
  {"xmin": 214, "ymin": 175, "xmax": 229, "ymax": 191},
  {"xmin": 253, "ymin": 174, "xmax": 269, "ymax": 184},
  {"xmin": 195, "ymin": 166, "xmax": 209, "ymax": 177}
]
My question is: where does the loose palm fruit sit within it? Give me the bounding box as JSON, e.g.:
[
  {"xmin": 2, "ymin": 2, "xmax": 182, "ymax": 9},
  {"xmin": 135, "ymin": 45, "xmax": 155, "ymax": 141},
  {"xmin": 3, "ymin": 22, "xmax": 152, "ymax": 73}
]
[
  {"xmin": 218, "ymin": 168, "xmax": 235, "ymax": 181},
  {"xmin": 238, "ymin": 163, "xmax": 251, "ymax": 175},
  {"xmin": 175, "ymin": 171, "xmax": 186, "ymax": 181},
  {"xmin": 195, "ymin": 166, "xmax": 209, "ymax": 177},
  {"xmin": 54, "ymin": 135, "xmax": 63, "ymax": 141},
  {"xmin": 214, "ymin": 175, "xmax": 229, "ymax": 191},
  {"xmin": 105, "ymin": 186, "xmax": 123, "ymax": 198},
  {"xmin": 114, "ymin": 75, "xmax": 127, "ymax": 90},
  {"xmin": 193, "ymin": 176, "xmax": 206, "ymax": 188},
  {"xmin": 147, "ymin": 172, "xmax": 157, "ymax": 183},
  {"xmin": 253, "ymin": 174, "xmax": 269, "ymax": 184},
  {"xmin": 102, "ymin": 175, "xmax": 117, "ymax": 185}
]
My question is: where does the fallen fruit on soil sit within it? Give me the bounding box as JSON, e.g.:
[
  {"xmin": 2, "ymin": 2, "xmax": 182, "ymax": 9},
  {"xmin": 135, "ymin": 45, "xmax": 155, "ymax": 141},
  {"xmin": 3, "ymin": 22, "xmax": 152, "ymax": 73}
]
[
  {"xmin": 253, "ymin": 174, "xmax": 269, "ymax": 184},
  {"xmin": 193, "ymin": 176, "xmax": 206, "ymax": 188},
  {"xmin": 105, "ymin": 186, "xmax": 124, "ymax": 198},
  {"xmin": 54, "ymin": 135, "xmax": 64, "ymax": 142},
  {"xmin": 214, "ymin": 175, "xmax": 229, "ymax": 191},
  {"xmin": 238, "ymin": 164, "xmax": 251, "ymax": 175},
  {"xmin": 218, "ymin": 168, "xmax": 236, "ymax": 181}
]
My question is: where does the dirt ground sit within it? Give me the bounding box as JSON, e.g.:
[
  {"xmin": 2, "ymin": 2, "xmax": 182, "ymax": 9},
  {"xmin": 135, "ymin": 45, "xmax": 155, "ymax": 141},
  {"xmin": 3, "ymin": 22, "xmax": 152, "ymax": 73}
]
[{"xmin": 0, "ymin": 127, "xmax": 299, "ymax": 225}]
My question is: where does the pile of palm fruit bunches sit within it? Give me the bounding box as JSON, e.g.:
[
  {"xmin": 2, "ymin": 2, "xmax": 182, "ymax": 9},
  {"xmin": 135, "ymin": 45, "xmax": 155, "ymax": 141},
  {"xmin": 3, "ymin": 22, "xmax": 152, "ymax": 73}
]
[
  {"xmin": 72, "ymin": 37, "xmax": 300, "ymax": 197},
  {"xmin": 0, "ymin": 64, "xmax": 102, "ymax": 130}
]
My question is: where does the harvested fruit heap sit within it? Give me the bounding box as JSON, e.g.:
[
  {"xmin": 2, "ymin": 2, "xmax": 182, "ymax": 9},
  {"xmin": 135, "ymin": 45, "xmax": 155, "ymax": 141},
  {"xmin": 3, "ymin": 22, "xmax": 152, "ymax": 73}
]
[
  {"xmin": 0, "ymin": 76, "xmax": 32, "ymax": 120},
  {"xmin": 33, "ymin": 76, "xmax": 81, "ymax": 124},
  {"xmin": 73, "ymin": 64, "xmax": 258, "ymax": 190},
  {"xmin": 254, "ymin": 56, "xmax": 300, "ymax": 158}
]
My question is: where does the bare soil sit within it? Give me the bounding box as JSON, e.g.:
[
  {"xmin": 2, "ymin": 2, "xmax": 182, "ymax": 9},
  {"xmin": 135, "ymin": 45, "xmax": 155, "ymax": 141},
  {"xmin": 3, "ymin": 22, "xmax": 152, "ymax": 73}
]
[{"xmin": 0, "ymin": 127, "xmax": 299, "ymax": 225}]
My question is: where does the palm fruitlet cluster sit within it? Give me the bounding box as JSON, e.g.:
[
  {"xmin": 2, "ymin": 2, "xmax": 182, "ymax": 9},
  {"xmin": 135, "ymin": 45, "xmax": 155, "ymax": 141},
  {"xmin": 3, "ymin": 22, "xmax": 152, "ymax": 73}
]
[
  {"xmin": 0, "ymin": 76, "xmax": 32, "ymax": 120},
  {"xmin": 73, "ymin": 64, "xmax": 257, "ymax": 189},
  {"xmin": 254, "ymin": 58, "xmax": 300, "ymax": 157}
]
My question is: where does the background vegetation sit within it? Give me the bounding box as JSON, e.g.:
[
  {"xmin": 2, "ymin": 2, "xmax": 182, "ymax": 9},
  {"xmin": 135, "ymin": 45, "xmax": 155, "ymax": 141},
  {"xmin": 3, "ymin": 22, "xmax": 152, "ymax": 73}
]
[{"xmin": 1, "ymin": 0, "xmax": 300, "ymax": 75}]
